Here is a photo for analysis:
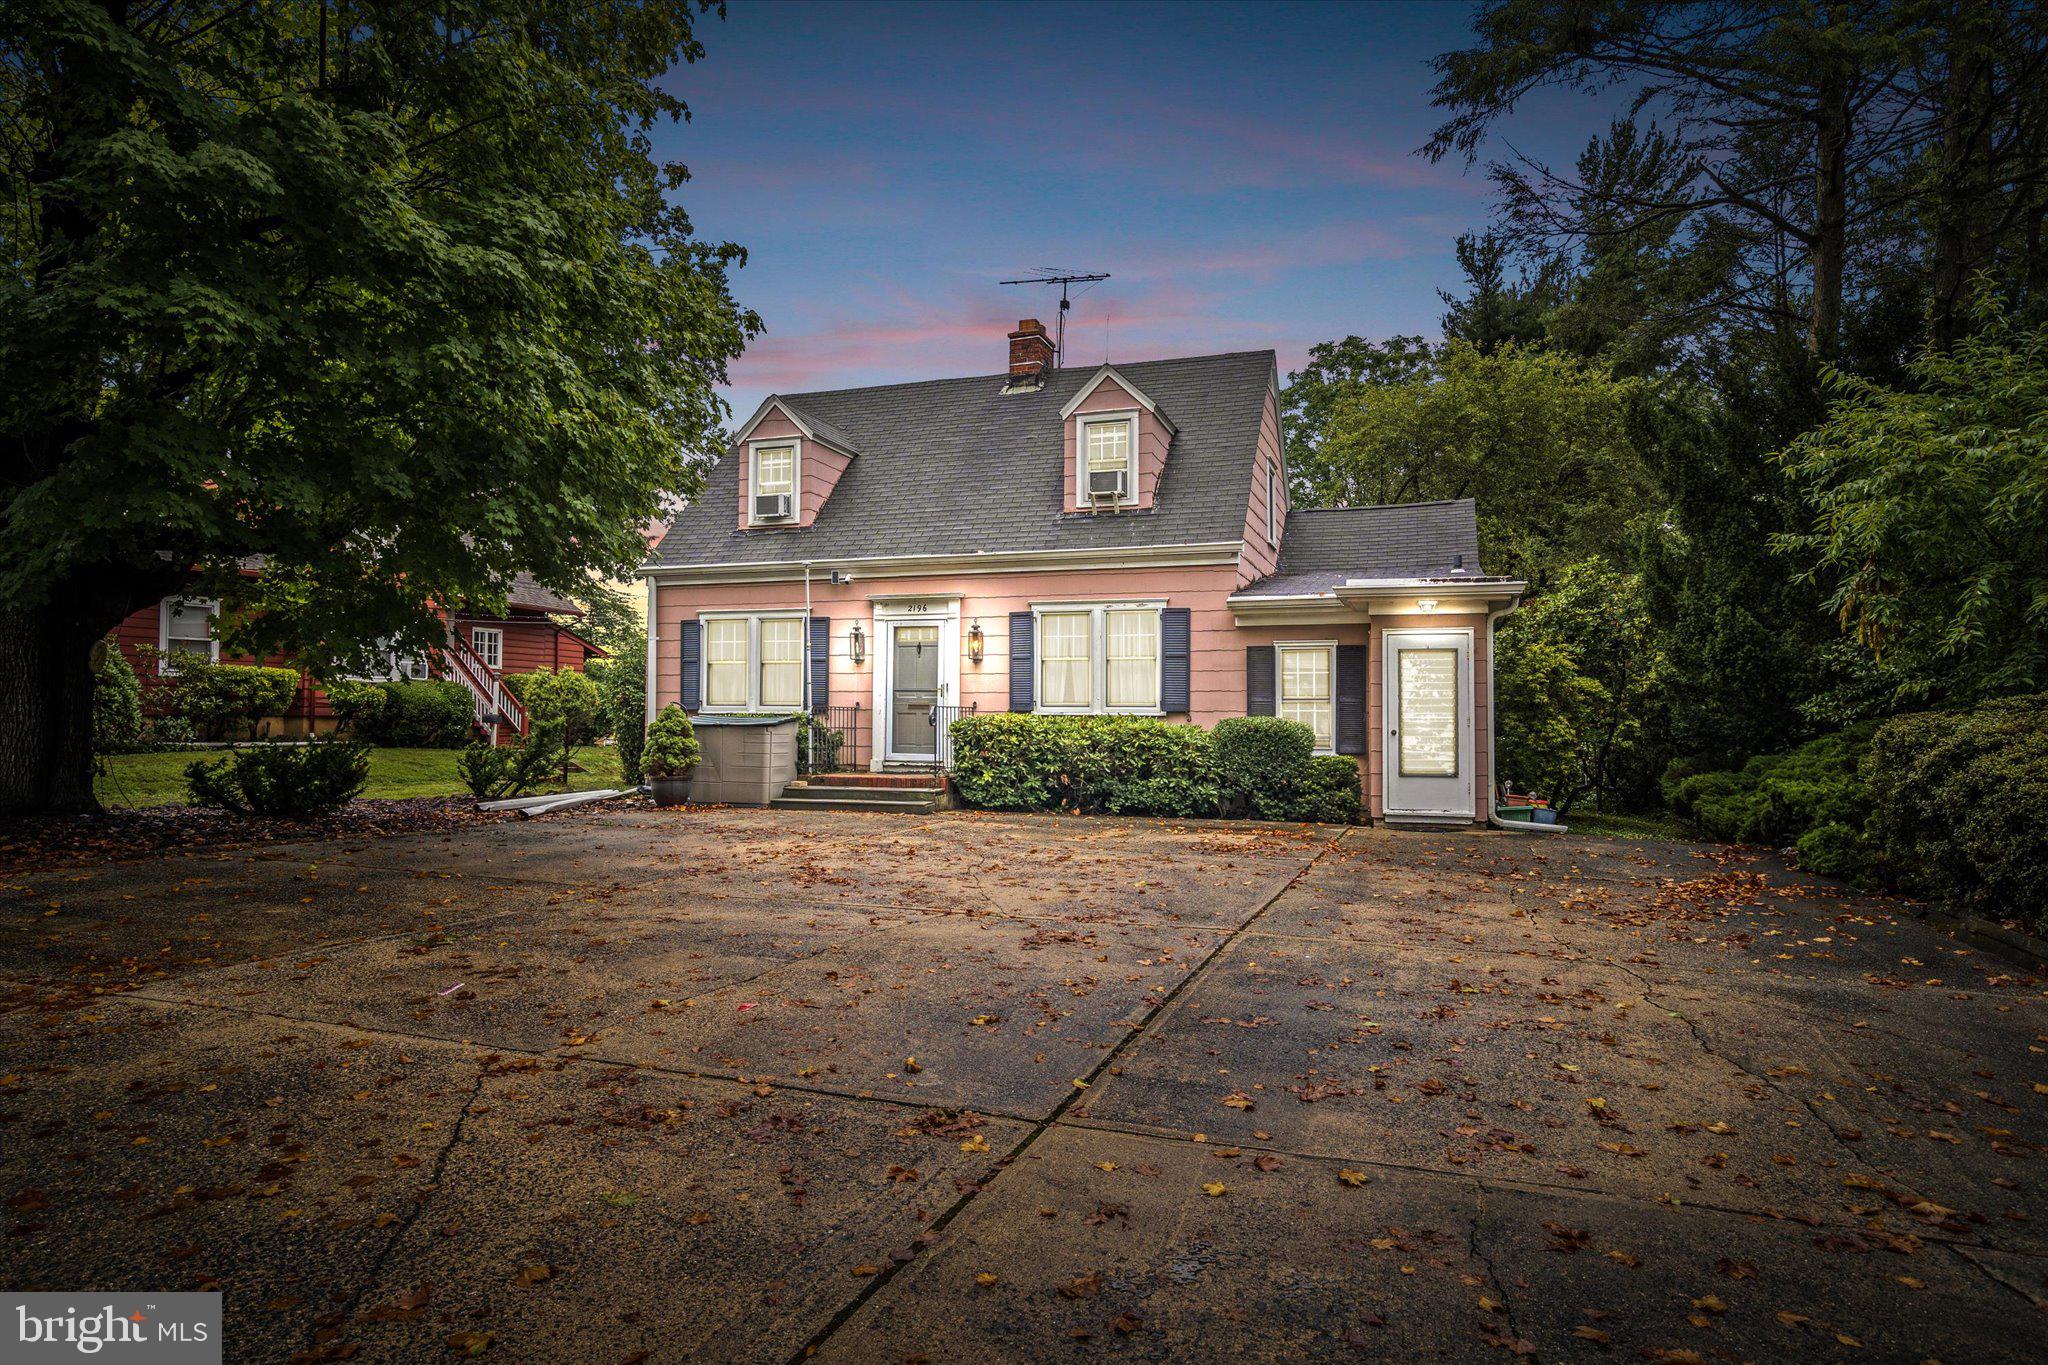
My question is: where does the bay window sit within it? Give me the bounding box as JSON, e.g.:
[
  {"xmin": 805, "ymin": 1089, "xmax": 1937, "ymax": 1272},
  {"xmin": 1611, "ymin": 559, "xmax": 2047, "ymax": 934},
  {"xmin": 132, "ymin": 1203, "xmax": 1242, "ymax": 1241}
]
[
  {"xmin": 1277, "ymin": 643, "xmax": 1335, "ymax": 754},
  {"xmin": 1034, "ymin": 603, "xmax": 1162, "ymax": 714}
]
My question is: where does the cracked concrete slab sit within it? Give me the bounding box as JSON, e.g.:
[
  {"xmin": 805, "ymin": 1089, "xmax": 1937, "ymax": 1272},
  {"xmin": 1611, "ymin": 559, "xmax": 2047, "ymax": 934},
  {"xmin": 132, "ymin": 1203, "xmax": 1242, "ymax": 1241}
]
[{"xmin": 3, "ymin": 808, "xmax": 2044, "ymax": 1362}]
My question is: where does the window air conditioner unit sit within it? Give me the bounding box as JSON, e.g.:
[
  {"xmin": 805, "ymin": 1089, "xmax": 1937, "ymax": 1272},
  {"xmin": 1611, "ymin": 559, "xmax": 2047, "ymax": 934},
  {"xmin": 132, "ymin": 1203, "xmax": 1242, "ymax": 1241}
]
[
  {"xmin": 1087, "ymin": 469, "xmax": 1127, "ymax": 503},
  {"xmin": 754, "ymin": 493, "xmax": 793, "ymax": 522}
]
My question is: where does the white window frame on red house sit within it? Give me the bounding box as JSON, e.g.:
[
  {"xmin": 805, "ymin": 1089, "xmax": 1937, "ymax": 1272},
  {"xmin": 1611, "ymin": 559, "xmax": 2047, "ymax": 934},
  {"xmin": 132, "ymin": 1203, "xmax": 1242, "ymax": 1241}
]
[
  {"xmin": 1077, "ymin": 412, "xmax": 1139, "ymax": 508},
  {"xmin": 470, "ymin": 626, "xmax": 503, "ymax": 671},
  {"xmin": 1031, "ymin": 601, "xmax": 1165, "ymax": 715},
  {"xmin": 748, "ymin": 439, "xmax": 799, "ymax": 525},
  {"xmin": 156, "ymin": 597, "xmax": 220, "ymax": 674}
]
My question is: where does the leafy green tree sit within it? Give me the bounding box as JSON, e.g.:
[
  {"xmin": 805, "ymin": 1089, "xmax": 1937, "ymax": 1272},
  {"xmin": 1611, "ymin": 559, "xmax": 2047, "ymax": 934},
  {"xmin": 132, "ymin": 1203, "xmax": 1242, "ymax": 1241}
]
[
  {"xmin": 576, "ymin": 587, "xmax": 649, "ymax": 658},
  {"xmin": 1279, "ymin": 335, "xmax": 1433, "ymax": 488},
  {"xmin": 0, "ymin": 1, "xmax": 757, "ymax": 812},
  {"xmin": 1494, "ymin": 559, "xmax": 1669, "ymax": 815},
  {"xmin": 1776, "ymin": 299, "xmax": 2048, "ymax": 703},
  {"xmin": 1296, "ymin": 342, "xmax": 1654, "ymax": 589}
]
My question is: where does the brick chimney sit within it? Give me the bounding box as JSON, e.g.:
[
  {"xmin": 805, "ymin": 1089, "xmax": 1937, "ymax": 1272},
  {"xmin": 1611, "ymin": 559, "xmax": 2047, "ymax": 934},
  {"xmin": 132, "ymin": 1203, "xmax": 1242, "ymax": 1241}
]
[{"xmin": 1007, "ymin": 318, "xmax": 1055, "ymax": 384}]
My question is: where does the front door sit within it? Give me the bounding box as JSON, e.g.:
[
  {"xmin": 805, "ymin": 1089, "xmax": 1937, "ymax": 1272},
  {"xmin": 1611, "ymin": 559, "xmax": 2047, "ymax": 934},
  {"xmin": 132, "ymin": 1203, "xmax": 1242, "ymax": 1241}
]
[
  {"xmin": 888, "ymin": 624, "xmax": 941, "ymax": 760},
  {"xmin": 1382, "ymin": 630, "xmax": 1474, "ymax": 818}
]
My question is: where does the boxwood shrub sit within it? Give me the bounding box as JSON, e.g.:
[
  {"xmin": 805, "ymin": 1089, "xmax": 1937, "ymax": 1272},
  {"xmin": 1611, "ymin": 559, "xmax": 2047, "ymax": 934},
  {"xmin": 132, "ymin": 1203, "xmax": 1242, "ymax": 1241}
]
[
  {"xmin": 1212, "ymin": 716, "xmax": 1317, "ymax": 819},
  {"xmin": 948, "ymin": 713, "xmax": 1355, "ymax": 823},
  {"xmin": 185, "ymin": 739, "xmax": 371, "ymax": 817},
  {"xmin": 1866, "ymin": 695, "xmax": 2048, "ymax": 927},
  {"xmin": 346, "ymin": 679, "xmax": 475, "ymax": 748}
]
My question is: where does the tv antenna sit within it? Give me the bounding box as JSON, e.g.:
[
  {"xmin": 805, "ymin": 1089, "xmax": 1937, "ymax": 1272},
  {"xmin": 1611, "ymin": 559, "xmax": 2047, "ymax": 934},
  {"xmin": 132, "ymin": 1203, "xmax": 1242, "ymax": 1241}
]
[{"xmin": 1000, "ymin": 269, "xmax": 1109, "ymax": 368}]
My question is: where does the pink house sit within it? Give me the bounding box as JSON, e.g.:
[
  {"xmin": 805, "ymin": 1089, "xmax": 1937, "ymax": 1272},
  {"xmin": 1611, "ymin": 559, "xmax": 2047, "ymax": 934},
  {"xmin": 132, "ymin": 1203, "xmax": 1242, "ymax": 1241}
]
[{"xmin": 640, "ymin": 320, "xmax": 1525, "ymax": 824}]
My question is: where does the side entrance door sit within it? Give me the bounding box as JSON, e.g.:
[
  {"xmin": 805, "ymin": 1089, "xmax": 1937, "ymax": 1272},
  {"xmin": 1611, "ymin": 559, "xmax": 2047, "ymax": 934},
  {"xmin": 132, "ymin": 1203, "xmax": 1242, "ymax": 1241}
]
[
  {"xmin": 888, "ymin": 624, "xmax": 941, "ymax": 761},
  {"xmin": 1382, "ymin": 629, "xmax": 1474, "ymax": 819}
]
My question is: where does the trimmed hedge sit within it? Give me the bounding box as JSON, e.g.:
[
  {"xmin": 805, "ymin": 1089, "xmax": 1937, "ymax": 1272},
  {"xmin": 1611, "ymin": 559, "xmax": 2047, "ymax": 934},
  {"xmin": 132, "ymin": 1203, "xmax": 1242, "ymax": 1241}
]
[
  {"xmin": 1867, "ymin": 695, "xmax": 2048, "ymax": 927},
  {"xmin": 148, "ymin": 655, "xmax": 300, "ymax": 740},
  {"xmin": 948, "ymin": 713, "xmax": 1354, "ymax": 823},
  {"xmin": 1213, "ymin": 717, "xmax": 1315, "ymax": 819},
  {"xmin": 344, "ymin": 679, "xmax": 475, "ymax": 748}
]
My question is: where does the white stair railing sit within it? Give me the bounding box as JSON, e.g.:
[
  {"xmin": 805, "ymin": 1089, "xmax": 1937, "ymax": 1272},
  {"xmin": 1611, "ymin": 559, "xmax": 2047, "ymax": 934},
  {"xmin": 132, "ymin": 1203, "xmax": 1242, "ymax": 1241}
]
[{"xmin": 441, "ymin": 633, "xmax": 529, "ymax": 743}]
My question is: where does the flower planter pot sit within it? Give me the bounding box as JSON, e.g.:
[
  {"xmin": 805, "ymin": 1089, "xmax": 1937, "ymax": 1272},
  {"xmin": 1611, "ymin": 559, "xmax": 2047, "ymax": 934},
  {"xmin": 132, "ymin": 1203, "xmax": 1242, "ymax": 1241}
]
[{"xmin": 650, "ymin": 775, "xmax": 694, "ymax": 808}]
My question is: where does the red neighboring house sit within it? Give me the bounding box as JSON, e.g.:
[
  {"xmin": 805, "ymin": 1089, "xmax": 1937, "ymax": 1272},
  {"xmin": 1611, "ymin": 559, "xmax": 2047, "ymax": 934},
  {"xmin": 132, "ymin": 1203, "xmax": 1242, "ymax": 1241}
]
[{"xmin": 113, "ymin": 569, "xmax": 603, "ymax": 742}]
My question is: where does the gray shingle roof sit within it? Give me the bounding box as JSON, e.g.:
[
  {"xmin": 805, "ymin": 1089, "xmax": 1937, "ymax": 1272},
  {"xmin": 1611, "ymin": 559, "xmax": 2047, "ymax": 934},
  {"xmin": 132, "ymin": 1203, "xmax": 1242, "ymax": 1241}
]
[
  {"xmin": 506, "ymin": 573, "xmax": 581, "ymax": 614},
  {"xmin": 647, "ymin": 350, "xmax": 1277, "ymax": 569},
  {"xmin": 1241, "ymin": 501, "xmax": 1486, "ymax": 596}
]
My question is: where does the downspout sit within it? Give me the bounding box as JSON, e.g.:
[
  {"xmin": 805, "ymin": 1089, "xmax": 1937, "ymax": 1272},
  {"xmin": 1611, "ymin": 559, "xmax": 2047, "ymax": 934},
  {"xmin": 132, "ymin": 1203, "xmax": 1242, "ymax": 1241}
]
[
  {"xmin": 643, "ymin": 577, "xmax": 658, "ymax": 727},
  {"xmin": 1483, "ymin": 596, "xmax": 1519, "ymax": 822},
  {"xmin": 802, "ymin": 562, "xmax": 813, "ymax": 717}
]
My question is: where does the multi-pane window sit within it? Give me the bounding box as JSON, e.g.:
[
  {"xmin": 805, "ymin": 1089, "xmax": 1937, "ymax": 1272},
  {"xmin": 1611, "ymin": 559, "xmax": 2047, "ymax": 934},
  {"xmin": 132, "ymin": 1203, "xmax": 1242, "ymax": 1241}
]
[
  {"xmin": 1106, "ymin": 609, "xmax": 1160, "ymax": 710},
  {"xmin": 1035, "ymin": 604, "xmax": 1163, "ymax": 714},
  {"xmin": 470, "ymin": 627, "xmax": 503, "ymax": 671},
  {"xmin": 752, "ymin": 443, "xmax": 795, "ymax": 506},
  {"xmin": 701, "ymin": 615, "xmax": 808, "ymax": 711},
  {"xmin": 159, "ymin": 598, "xmax": 219, "ymax": 672},
  {"xmin": 758, "ymin": 617, "xmax": 805, "ymax": 710},
  {"xmin": 1082, "ymin": 417, "xmax": 1133, "ymax": 500},
  {"xmin": 705, "ymin": 618, "xmax": 750, "ymax": 707},
  {"xmin": 1278, "ymin": 644, "xmax": 1334, "ymax": 753},
  {"xmin": 1039, "ymin": 611, "xmax": 1093, "ymax": 709}
]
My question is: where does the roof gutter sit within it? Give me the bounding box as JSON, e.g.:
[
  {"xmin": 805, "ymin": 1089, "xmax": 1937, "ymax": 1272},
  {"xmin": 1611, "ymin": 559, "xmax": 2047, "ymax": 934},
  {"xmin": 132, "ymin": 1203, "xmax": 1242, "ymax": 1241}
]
[{"xmin": 639, "ymin": 540, "xmax": 1245, "ymax": 586}]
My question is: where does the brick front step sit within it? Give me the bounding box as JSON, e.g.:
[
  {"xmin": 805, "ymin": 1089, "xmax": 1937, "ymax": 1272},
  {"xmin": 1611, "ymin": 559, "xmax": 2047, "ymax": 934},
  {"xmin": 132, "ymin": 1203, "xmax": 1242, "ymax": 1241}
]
[{"xmin": 808, "ymin": 772, "xmax": 950, "ymax": 790}]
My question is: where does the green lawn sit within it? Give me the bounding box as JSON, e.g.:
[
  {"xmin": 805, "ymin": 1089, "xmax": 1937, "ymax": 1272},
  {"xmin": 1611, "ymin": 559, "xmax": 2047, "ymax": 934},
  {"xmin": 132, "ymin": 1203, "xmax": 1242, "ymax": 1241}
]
[
  {"xmin": 94, "ymin": 745, "xmax": 626, "ymax": 809},
  {"xmin": 1563, "ymin": 808, "xmax": 1695, "ymax": 841}
]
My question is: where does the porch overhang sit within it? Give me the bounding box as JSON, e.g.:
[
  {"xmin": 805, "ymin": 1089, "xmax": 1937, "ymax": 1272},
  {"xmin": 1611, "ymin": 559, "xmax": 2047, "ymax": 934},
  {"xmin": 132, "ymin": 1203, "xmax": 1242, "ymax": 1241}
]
[{"xmin": 1227, "ymin": 576, "xmax": 1526, "ymax": 626}]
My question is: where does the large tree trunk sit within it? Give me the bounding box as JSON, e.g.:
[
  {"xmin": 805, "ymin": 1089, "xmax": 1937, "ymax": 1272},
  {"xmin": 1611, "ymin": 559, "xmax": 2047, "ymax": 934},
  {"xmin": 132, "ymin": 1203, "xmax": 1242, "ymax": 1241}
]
[
  {"xmin": 0, "ymin": 566, "xmax": 183, "ymax": 816},
  {"xmin": 0, "ymin": 599, "xmax": 115, "ymax": 815},
  {"xmin": 1808, "ymin": 68, "xmax": 1850, "ymax": 359}
]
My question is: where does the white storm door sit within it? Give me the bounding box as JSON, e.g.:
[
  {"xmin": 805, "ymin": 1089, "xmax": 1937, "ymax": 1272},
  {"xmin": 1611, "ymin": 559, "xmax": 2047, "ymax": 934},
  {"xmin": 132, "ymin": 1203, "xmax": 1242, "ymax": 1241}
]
[{"xmin": 1383, "ymin": 630, "xmax": 1473, "ymax": 818}]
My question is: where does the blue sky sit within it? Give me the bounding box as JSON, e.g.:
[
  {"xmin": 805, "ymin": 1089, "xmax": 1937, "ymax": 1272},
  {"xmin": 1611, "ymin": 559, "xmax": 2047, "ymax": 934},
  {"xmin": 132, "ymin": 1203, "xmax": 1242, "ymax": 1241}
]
[{"xmin": 654, "ymin": 1, "xmax": 1597, "ymax": 416}]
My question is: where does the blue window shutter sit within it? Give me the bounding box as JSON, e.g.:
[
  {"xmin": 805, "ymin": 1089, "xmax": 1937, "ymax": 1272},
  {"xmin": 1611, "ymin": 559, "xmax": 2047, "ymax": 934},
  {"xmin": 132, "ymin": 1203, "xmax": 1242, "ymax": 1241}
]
[
  {"xmin": 1160, "ymin": 607, "xmax": 1191, "ymax": 714},
  {"xmin": 1335, "ymin": 644, "xmax": 1368, "ymax": 754},
  {"xmin": 1009, "ymin": 611, "xmax": 1035, "ymax": 712},
  {"xmin": 678, "ymin": 621, "xmax": 701, "ymax": 711},
  {"xmin": 1246, "ymin": 646, "xmax": 1275, "ymax": 716},
  {"xmin": 808, "ymin": 616, "xmax": 830, "ymax": 714}
]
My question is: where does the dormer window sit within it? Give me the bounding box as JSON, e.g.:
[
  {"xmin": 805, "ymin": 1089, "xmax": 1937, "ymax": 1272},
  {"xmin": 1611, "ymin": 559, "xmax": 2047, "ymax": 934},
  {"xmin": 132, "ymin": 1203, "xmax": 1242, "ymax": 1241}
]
[
  {"xmin": 750, "ymin": 442, "xmax": 797, "ymax": 524},
  {"xmin": 1081, "ymin": 415, "xmax": 1135, "ymax": 507}
]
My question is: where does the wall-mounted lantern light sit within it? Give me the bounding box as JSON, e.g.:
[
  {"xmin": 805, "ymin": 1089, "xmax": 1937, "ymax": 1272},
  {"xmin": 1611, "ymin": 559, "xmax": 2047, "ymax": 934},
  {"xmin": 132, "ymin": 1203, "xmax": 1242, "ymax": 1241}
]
[
  {"xmin": 848, "ymin": 622, "xmax": 867, "ymax": 665},
  {"xmin": 967, "ymin": 620, "xmax": 985, "ymax": 665},
  {"xmin": 1416, "ymin": 599, "xmax": 1438, "ymax": 613}
]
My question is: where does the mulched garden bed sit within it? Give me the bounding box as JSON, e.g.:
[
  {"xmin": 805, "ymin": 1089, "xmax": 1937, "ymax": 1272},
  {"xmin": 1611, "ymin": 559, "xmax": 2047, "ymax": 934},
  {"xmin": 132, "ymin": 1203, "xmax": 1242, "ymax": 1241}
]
[{"xmin": 0, "ymin": 796, "xmax": 514, "ymax": 871}]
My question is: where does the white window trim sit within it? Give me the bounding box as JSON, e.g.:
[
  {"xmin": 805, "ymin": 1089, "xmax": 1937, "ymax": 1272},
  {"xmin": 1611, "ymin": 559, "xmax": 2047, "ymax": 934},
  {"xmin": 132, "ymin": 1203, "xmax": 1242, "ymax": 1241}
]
[
  {"xmin": 1031, "ymin": 600, "xmax": 1166, "ymax": 716},
  {"xmin": 1276, "ymin": 639, "xmax": 1338, "ymax": 756},
  {"xmin": 697, "ymin": 610, "xmax": 809, "ymax": 713},
  {"xmin": 1076, "ymin": 410, "xmax": 1140, "ymax": 508},
  {"xmin": 747, "ymin": 438, "xmax": 801, "ymax": 526},
  {"xmin": 157, "ymin": 597, "xmax": 220, "ymax": 674},
  {"xmin": 470, "ymin": 626, "xmax": 503, "ymax": 672},
  {"xmin": 1266, "ymin": 460, "xmax": 1279, "ymax": 547}
]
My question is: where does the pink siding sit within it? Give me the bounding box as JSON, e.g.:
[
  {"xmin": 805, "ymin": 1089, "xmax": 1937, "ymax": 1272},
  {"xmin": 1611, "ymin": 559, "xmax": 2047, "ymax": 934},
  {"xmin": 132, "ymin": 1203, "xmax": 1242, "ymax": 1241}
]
[
  {"xmin": 1063, "ymin": 377, "xmax": 1171, "ymax": 512},
  {"xmin": 655, "ymin": 580, "xmax": 1494, "ymax": 826},
  {"xmin": 736, "ymin": 411, "xmax": 852, "ymax": 529},
  {"xmin": 1236, "ymin": 385, "xmax": 1288, "ymax": 586}
]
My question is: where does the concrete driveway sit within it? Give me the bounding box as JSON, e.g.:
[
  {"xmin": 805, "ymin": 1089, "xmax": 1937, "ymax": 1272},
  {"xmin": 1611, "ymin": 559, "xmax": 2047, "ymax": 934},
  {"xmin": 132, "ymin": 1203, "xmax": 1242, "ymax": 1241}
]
[{"xmin": 2, "ymin": 807, "xmax": 2044, "ymax": 1361}]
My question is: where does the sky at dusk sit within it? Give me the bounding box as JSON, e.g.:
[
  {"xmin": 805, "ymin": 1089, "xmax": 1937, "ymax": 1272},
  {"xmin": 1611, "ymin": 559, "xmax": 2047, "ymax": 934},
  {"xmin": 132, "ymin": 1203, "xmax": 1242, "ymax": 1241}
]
[{"xmin": 653, "ymin": 1, "xmax": 1602, "ymax": 418}]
